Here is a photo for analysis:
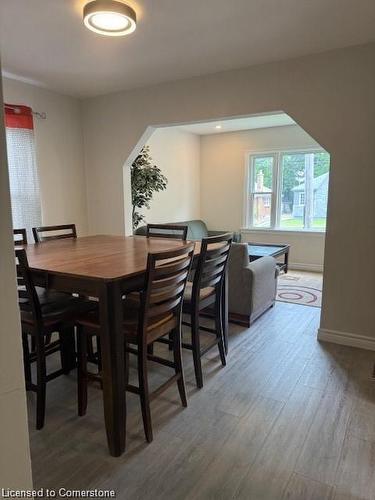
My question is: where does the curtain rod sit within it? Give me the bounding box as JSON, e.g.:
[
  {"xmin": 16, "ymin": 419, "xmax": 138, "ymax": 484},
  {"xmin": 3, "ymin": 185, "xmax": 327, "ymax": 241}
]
[
  {"xmin": 32, "ymin": 111, "xmax": 46, "ymax": 120},
  {"xmin": 5, "ymin": 103, "xmax": 46, "ymax": 120}
]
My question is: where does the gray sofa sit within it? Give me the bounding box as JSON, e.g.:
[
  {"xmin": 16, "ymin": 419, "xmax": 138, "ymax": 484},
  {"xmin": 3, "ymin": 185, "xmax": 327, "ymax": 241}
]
[
  {"xmin": 228, "ymin": 243, "xmax": 278, "ymax": 326},
  {"xmin": 135, "ymin": 220, "xmax": 278, "ymax": 326}
]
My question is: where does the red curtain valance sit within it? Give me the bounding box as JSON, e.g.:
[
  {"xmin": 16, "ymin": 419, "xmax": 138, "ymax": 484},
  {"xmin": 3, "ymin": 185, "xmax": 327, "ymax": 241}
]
[{"xmin": 4, "ymin": 104, "xmax": 34, "ymax": 130}]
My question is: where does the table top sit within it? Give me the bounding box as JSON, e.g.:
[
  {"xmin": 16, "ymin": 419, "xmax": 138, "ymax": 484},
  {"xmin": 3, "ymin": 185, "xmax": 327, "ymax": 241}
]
[
  {"xmin": 22, "ymin": 235, "xmax": 198, "ymax": 281},
  {"xmin": 247, "ymin": 243, "xmax": 289, "ymax": 257}
]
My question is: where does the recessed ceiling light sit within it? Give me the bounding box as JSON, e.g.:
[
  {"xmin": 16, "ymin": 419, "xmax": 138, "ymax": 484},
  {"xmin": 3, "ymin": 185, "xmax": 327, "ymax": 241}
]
[
  {"xmin": 215, "ymin": 125, "xmax": 222, "ymax": 129},
  {"xmin": 83, "ymin": 0, "xmax": 136, "ymax": 37}
]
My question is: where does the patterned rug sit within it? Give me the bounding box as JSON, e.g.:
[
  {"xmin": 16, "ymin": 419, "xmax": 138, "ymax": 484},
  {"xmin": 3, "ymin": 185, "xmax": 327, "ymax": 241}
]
[{"xmin": 276, "ymin": 271, "xmax": 323, "ymax": 308}]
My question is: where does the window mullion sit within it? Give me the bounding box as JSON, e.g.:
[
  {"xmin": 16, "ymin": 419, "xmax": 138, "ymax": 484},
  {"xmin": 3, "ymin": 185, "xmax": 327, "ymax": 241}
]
[
  {"xmin": 304, "ymin": 153, "xmax": 314, "ymax": 229},
  {"xmin": 248, "ymin": 156, "xmax": 253, "ymax": 228},
  {"xmin": 274, "ymin": 152, "xmax": 281, "ymax": 229}
]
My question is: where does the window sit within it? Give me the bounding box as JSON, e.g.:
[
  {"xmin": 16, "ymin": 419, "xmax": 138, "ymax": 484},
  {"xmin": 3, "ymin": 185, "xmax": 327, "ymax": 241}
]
[
  {"xmin": 5, "ymin": 104, "xmax": 42, "ymax": 240},
  {"xmin": 248, "ymin": 155, "xmax": 275, "ymax": 228},
  {"xmin": 246, "ymin": 150, "xmax": 330, "ymax": 231}
]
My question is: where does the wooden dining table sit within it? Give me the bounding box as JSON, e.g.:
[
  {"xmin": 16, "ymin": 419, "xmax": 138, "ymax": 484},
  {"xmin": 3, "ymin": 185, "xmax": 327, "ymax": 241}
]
[{"xmin": 23, "ymin": 234, "xmax": 228, "ymax": 456}]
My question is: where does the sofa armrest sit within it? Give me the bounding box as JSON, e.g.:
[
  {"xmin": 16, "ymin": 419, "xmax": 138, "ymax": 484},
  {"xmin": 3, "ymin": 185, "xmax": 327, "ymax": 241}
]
[
  {"xmin": 243, "ymin": 256, "xmax": 278, "ymax": 316},
  {"xmin": 244, "ymin": 256, "xmax": 278, "ymax": 279}
]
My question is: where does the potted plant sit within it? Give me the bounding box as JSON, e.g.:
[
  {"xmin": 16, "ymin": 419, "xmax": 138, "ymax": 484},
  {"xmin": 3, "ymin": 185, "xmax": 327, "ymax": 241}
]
[{"xmin": 131, "ymin": 146, "xmax": 167, "ymax": 230}]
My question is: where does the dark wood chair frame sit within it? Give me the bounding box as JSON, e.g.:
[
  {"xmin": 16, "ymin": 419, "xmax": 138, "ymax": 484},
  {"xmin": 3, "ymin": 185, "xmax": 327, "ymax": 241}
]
[
  {"xmin": 157, "ymin": 233, "xmax": 232, "ymax": 388},
  {"xmin": 76, "ymin": 243, "xmax": 195, "ymax": 442},
  {"xmin": 146, "ymin": 223, "xmax": 188, "ymax": 240},
  {"xmin": 183, "ymin": 233, "xmax": 232, "ymax": 387},
  {"xmin": 14, "ymin": 228, "xmax": 28, "ymax": 245},
  {"xmin": 31, "ymin": 224, "xmax": 101, "ymax": 362},
  {"xmin": 32, "ymin": 224, "xmax": 77, "ymax": 243},
  {"xmin": 16, "ymin": 249, "xmax": 76, "ymax": 429}
]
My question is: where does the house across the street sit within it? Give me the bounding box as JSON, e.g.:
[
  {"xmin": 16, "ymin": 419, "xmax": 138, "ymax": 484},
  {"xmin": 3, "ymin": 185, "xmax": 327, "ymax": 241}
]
[{"xmin": 292, "ymin": 172, "xmax": 329, "ymax": 218}]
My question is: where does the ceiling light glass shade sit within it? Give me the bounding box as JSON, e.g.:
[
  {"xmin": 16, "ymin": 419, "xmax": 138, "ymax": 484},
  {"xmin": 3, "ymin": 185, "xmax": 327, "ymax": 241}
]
[{"xmin": 83, "ymin": 0, "xmax": 136, "ymax": 36}]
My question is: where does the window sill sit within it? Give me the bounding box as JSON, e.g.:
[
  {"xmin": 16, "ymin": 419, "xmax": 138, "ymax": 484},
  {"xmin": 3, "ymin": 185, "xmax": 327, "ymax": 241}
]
[{"xmin": 241, "ymin": 228, "xmax": 326, "ymax": 236}]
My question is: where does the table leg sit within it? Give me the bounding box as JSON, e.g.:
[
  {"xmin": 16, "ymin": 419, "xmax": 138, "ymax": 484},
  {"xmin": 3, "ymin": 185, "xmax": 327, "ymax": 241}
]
[
  {"xmin": 285, "ymin": 250, "xmax": 289, "ymax": 274},
  {"xmin": 222, "ymin": 270, "xmax": 229, "ymax": 354},
  {"xmin": 99, "ymin": 280, "xmax": 126, "ymax": 457}
]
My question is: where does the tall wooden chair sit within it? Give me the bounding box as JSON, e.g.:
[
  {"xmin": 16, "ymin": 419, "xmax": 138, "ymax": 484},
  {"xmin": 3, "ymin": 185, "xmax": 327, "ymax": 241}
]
[
  {"xmin": 76, "ymin": 243, "xmax": 195, "ymax": 442},
  {"xmin": 16, "ymin": 248, "xmax": 96, "ymax": 429},
  {"xmin": 14, "ymin": 228, "xmax": 28, "ymax": 245},
  {"xmin": 182, "ymin": 233, "xmax": 232, "ymax": 388},
  {"xmin": 146, "ymin": 223, "xmax": 188, "ymax": 240},
  {"xmin": 32, "ymin": 224, "xmax": 77, "ymax": 243}
]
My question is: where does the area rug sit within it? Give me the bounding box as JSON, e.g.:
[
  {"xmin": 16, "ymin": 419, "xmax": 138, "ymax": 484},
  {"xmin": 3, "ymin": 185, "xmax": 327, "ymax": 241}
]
[{"xmin": 276, "ymin": 271, "xmax": 323, "ymax": 307}]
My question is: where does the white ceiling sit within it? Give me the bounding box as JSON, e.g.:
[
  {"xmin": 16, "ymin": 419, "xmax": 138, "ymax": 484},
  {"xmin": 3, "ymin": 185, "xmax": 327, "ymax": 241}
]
[
  {"xmin": 1, "ymin": 0, "xmax": 375, "ymax": 97},
  {"xmin": 174, "ymin": 113, "xmax": 296, "ymax": 135}
]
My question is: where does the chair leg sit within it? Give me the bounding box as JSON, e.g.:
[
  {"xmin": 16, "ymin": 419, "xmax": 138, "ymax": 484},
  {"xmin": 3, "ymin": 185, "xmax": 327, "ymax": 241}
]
[
  {"xmin": 215, "ymin": 298, "xmax": 226, "ymax": 367},
  {"xmin": 35, "ymin": 338, "xmax": 47, "ymax": 430},
  {"xmin": 147, "ymin": 343, "xmax": 154, "ymax": 355},
  {"xmin": 168, "ymin": 331, "xmax": 173, "ymax": 351},
  {"xmin": 137, "ymin": 346, "xmax": 153, "ymax": 443},
  {"xmin": 172, "ymin": 328, "xmax": 187, "ymax": 407},
  {"xmin": 87, "ymin": 335, "xmax": 95, "ymax": 363},
  {"xmin": 191, "ymin": 309, "xmax": 203, "ymax": 388},
  {"xmin": 95, "ymin": 336, "xmax": 102, "ymax": 372},
  {"xmin": 77, "ymin": 326, "xmax": 88, "ymax": 417},
  {"xmin": 125, "ymin": 342, "xmax": 130, "ymax": 387},
  {"xmin": 60, "ymin": 326, "xmax": 76, "ymax": 374},
  {"xmin": 22, "ymin": 332, "xmax": 32, "ymax": 388}
]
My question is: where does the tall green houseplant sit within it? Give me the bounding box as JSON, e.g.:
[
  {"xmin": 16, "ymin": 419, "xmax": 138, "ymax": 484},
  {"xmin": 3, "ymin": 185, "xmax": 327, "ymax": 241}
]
[{"xmin": 131, "ymin": 146, "xmax": 168, "ymax": 230}]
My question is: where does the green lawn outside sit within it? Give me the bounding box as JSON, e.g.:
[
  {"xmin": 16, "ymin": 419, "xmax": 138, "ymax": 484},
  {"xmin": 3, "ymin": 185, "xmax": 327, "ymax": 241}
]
[{"xmin": 280, "ymin": 217, "xmax": 326, "ymax": 229}]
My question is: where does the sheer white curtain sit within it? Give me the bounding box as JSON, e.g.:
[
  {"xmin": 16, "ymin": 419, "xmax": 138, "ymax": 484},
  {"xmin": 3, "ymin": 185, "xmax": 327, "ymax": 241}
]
[{"xmin": 5, "ymin": 104, "xmax": 42, "ymax": 241}]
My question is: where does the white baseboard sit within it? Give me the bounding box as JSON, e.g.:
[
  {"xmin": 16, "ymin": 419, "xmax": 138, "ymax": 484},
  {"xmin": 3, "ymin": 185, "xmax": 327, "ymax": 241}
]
[
  {"xmin": 289, "ymin": 262, "xmax": 323, "ymax": 273},
  {"xmin": 318, "ymin": 328, "xmax": 375, "ymax": 351}
]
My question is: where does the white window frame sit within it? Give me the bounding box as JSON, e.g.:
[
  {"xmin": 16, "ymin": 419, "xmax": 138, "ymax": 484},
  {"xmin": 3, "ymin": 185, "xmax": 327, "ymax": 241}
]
[
  {"xmin": 246, "ymin": 153, "xmax": 278, "ymax": 229},
  {"xmin": 244, "ymin": 147, "xmax": 329, "ymax": 233}
]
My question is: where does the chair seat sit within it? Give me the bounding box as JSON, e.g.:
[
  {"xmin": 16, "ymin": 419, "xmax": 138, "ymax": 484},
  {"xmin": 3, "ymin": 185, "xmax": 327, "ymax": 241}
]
[
  {"xmin": 20, "ymin": 289, "xmax": 97, "ymax": 328},
  {"xmin": 183, "ymin": 282, "xmax": 215, "ymax": 302},
  {"xmin": 77, "ymin": 299, "xmax": 176, "ymax": 344}
]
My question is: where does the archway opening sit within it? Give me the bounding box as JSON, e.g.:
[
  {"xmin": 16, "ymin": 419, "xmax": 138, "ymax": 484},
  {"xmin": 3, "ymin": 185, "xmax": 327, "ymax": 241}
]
[{"xmin": 123, "ymin": 111, "xmax": 330, "ymax": 317}]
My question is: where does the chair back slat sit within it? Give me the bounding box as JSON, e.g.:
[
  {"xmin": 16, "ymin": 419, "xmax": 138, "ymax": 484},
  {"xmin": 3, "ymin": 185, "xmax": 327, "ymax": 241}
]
[
  {"xmin": 191, "ymin": 233, "xmax": 233, "ymax": 304},
  {"xmin": 201, "ymin": 264, "xmax": 226, "ymax": 287},
  {"xmin": 147, "ymin": 297, "xmax": 182, "ymax": 318},
  {"xmin": 138, "ymin": 243, "xmax": 195, "ymax": 338},
  {"xmin": 153, "ymin": 257, "xmax": 192, "ymax": 280},
  {"xmin": 13, "ymin": 228, "xmax": 28, "ymax": 245},
  {"xmin": 201, "ymin": 274, "xmax": 222, "ymax": 289},
  {"xmin": 146, "ymin": 224, "xmax": 188, "ymax": 240},
  {"xmin": 150, "ymin": 269, "xmax": 189, "ymax": 290},
  {"xmin": 33, "ymin": 224, "xmax": 77, "ymax": 243},
  {"xmin": 201, "ymin": 254, "xmax": 227, "ymax": 273},
  {"xmin": 206, "ymin": 242, "xmax": 232, "ymax": 259},
  {"xmin": 15, "ymin": 248, "xmax": 42, "ymax": 326},
  {"xmin": 149, "ymin": 282, "xmax": 186, "ymax": 305}
]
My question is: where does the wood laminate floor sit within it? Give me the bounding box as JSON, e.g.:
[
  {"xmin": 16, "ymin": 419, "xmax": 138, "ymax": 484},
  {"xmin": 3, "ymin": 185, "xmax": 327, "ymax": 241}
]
[{"xmin": 28, "ymin": 302, "xmax": 375, "ymax": 499}]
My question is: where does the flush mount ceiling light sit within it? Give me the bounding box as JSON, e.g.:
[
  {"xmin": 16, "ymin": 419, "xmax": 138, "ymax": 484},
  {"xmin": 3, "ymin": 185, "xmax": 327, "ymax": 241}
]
[{"xmin": 83, "ymin": 0, "xmax": 136, "ymax": 36}]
